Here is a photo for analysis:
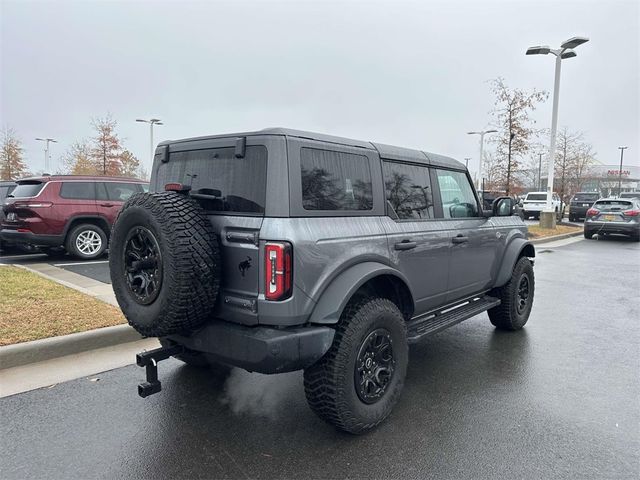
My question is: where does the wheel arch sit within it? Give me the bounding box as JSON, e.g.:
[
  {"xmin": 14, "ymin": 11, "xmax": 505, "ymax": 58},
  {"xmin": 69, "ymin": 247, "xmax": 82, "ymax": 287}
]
[
  {"xmin": 494, "ymin": 238, "xmax": 535, "ymax": 288},
  {"xmin": 63, "ymin": 216, "xmax": 111, "ymax": 241},
  {"xmin": 308, "ymin": 262, "xmax": 415, "ymax": 325}
]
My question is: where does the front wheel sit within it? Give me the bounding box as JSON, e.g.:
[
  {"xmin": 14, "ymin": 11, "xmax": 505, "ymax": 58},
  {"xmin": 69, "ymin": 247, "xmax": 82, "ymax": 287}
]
[
  {"xmin": 488, "ymin": 256, "xmax": 534, "ymax": 331},
  {"xmin": 584, "ymin": 230, "xmax": 594, "ymax": 239},
  {"xmin": 304, "ymin": 298, "xmax": 408, "ymax": 434}
]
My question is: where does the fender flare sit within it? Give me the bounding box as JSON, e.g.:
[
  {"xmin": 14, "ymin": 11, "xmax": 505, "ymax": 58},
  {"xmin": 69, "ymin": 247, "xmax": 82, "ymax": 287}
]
[
  {"xmin": 494, "ymin": 237, "xmax": 535, "ymax": 288},
  {"xmin": 308, "ymin": 262, "xmax": 413, "ymax": 325}
]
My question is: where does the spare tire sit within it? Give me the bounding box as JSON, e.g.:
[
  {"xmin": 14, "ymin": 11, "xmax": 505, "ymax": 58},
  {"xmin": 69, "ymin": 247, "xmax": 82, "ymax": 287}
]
[{"xmin": 109, "ymin": 192, "xmax": 221, "ymax": 337}]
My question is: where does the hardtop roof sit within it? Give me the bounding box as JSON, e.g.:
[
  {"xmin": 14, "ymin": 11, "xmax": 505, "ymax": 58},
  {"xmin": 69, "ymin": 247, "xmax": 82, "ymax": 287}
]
[{"xmin": 159, "ymin": 127, "xmax": 465, "ymax": 169}]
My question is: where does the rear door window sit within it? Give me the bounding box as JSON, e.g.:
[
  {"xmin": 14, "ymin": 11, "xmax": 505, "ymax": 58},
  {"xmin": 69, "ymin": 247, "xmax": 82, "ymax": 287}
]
[
  {"xmin": 59, "ymin": 182, "xmax": 96, "ymax": 200},
  {"xmin": 104, "ymin": 182, "xmax": 141, "ymax": 201},
  {"xmin": 382, "ymin": 161, "xmax": 434, "ymax": 219},
  {"xmin": 8, "ymin": 181, "xmax": 45, "ymax": 198},
  {"xmin": 434, "ymin": 169, "xmax": 479, "ymax": 218},
  {"xmin": 300, "ymin": 147, "xmax": 372, "ymax": 211},
  {"xmin": 156, "ymin": 146, "xmax": 267, "ymax": 214}
]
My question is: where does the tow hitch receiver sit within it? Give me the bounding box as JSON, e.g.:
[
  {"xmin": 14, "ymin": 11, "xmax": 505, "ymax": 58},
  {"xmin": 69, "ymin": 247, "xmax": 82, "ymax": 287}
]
[{"xmin": 136, "ymin": 344, "xmax": 183, "ymax": 398}]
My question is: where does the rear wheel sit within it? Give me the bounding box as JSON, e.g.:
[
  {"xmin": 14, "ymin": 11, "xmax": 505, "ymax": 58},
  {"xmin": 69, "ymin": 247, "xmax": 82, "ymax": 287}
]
[
  {"xmin": 65, "ymin": 224, "xmax": 107, "ymax": 260},
  {"xmin": 488, "ymin": 256, "xmax": 534, "ymax": 331},
  {"xmin": 304, "ymin": 297, "xmax": 408, "ymax": 434}
]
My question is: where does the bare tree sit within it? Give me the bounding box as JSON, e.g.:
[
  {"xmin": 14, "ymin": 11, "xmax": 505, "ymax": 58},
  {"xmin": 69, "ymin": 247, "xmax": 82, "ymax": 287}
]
[
  {"xmin": 90, "ymin": 115, "xmax": 123, "ymax": 176},
  {"xmin": 0, "ymin": 128, "xmax": 28, "ymax": 180},
  {"xmin": 551, "ymin": 128, "xmax": 597, "ymax": 202},
  {"xmin": 488, "ymin": 78, "xmax": 548, "ymax": 194}
]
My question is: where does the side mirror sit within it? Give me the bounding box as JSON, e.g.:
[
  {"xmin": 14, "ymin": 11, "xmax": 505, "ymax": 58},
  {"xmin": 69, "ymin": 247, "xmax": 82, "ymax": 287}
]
[{"xmin": 492, "ymin": 197, "xmax": 514, "ymax": 217}]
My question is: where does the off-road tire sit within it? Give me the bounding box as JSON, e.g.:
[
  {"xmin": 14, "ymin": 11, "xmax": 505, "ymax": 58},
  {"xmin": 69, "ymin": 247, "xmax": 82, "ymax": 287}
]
[
  {"xmin": 303, "ymin": 298, "xmax": 408, "ymax": 435},
  {"xmin": 109, "ymin": 192, "xmax": 221, "ymax": 337},
  {"xmin": 584, "ymin": 230, "xmax": 594, "ymax": 239},
  {"xmin": 66, "ymin": 223, "xmax": 107, "ymax": 260},
  {"xmin": 488, "ymin": 256, "xmax": 534, "ymax": 331}
]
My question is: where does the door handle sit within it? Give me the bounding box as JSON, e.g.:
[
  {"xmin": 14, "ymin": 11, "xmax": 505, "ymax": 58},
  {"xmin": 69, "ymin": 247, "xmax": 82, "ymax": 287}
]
[
  {"xmin": 452, "ymin": 235, "xmax": 469, "ymax": 244},
  {"xmin": 394, "ymin": 240, "xmax": 417, "ymax": 251},
  {"xmin": 100, "ymin": 203, "xmax": 115, "ymax": 207}
]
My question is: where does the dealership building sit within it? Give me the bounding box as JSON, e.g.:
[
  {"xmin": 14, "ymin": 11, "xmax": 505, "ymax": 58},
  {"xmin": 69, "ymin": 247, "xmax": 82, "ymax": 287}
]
[{"xmin": 541, "ymin": 164, "xmax": 640, "ymax": 197}]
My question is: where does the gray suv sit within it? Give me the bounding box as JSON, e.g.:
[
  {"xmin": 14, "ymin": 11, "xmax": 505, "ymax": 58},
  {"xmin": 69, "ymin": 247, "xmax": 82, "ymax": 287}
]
[{"xmin": 109, "ymin": 128, "xmax": 535, "ymax": 434}]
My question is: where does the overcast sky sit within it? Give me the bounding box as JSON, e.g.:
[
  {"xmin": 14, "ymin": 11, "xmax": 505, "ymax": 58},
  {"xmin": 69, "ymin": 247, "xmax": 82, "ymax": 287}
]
[{"xmin": 1, "ymin": 0, "xmax": 638, "ymax": 178}]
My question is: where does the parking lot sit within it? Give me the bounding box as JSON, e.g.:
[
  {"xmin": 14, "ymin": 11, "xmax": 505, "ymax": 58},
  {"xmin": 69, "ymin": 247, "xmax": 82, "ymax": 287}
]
[{"xmin": 1, "ymin": 236, "xmax": 638, "ymax": 479}]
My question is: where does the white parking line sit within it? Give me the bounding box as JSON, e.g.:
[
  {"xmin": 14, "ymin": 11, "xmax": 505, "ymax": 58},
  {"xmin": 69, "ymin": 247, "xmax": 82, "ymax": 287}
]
[
  {"xmin": 53, "ymin": 260, "xmax": 109, "ymax": 267},
  {"xmin": 0, "ymin": 253, "xmax": 47, "ymax": 260}
]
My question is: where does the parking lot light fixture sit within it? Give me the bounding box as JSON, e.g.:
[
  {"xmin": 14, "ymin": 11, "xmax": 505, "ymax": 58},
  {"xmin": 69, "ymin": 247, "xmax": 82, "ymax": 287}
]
[
  {"xmin": 526, "ymin": 36, "xmax": 589, "ymax": 226},
  {"xmin": 136, "ymin": 118, "xmax": 163, "ymax": 176},
  {"xmin": 618, "ymin": 146, "xmax": 628, "ymax": 197},
  {"xmin": 35, "ymin": 137, "xmax": 58, "ymax": 173},
  {"xmin": 467, "ymin": 130, "xmax": 497, "ymax": 190}
]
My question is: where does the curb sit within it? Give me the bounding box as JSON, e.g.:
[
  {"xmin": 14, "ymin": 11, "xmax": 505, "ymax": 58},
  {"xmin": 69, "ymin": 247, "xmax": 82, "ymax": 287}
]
[
  {"xmin": 0, "ymin": 324, "xmax": 143, "ymax": 370},
  {"xmin": 530, "ymin": 231, "xmax": 583, "ymax": 244}
]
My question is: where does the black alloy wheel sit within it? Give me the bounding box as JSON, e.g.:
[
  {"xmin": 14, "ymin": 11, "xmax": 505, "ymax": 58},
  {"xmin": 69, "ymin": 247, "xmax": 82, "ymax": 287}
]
[{"xmin": 123, "ymin": 226, "xmax": 163, "ymax": 305}]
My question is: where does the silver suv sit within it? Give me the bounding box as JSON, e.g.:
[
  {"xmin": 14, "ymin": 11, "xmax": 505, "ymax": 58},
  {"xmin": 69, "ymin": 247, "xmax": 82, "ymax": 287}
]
[{"xmin": 109, "ymin": 128, "xmax": 535, "ymax": 434}]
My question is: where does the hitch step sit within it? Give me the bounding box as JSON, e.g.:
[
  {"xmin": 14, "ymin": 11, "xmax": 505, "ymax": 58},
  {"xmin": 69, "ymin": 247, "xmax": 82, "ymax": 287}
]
[{"xmin": 136, "ymin": 344, "xmax": 183, "ymax": 398}]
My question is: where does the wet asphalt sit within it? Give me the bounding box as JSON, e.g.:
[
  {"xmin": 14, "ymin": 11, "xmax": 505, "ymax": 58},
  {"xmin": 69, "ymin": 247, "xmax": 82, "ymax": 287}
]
[{"xmin": 1, "ymin": 236, "xmax": 639, "ymax": 479}]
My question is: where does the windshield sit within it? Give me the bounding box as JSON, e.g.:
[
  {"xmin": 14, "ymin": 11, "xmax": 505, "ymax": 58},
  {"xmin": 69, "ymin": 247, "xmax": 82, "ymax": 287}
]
[
  {"xmin": 8, "ymin": 181, "xmax": 45, "ymax": 198},
  {"xmin": 526, "ymin": 193, "xmax": 547, "ymax": 201},
  {"xmin": 594, "ymin": 200, "xmax": 633, "ymax": 211},
  {"xmin": 153, "ymin": 145, "xmax": 267, "ymax": 214},
  {"xmin": 573, "ymin": 193, "xmax": 599, "ymax": 202}
]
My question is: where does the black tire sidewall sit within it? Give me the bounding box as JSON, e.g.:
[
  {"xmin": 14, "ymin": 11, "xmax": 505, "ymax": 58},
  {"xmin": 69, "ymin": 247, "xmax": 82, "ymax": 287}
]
[
  {"xmin": 507, "ymin": 258, "xmax": 534, "ymax": 328},
  {"xmin": 66, "ymin": 223, "xmax": 107, "ymax": 260},
  {"xmin": 109, "ymin": 205, "xmax": 169, "ymax": 333}
]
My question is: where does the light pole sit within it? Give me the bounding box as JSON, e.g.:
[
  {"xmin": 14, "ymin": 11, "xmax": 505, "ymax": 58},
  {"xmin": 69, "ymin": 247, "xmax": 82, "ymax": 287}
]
[
  {"xmin": 617, "ymin": 146, "xmax": 627, "ymax": 197},
  {"xmin": 136, "ymin": 118, "xmax": 163, "ymax": 173},
  {"xmin": 467, "ymin": 129, "xmax": 497, "ymax": 190},
  {"xmin": 35, "ymin": 137, "xmax": 57, "ymax": 173},
  {"xmin": 537, "ymin": 152, "xmax": 543, "ymax": 190},
  {"xmin": 526, "ymin": 36, "xmax": 589, "ymax": 226}
]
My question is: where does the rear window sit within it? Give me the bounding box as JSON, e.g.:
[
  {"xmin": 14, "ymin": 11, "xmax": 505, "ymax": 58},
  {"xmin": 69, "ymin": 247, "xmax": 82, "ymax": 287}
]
[
  {"xmin": 0, "ymin": 185, "xmax": 15, "ymax": 200},
  {"xmin": 594, "ymin": 200, "xmax": 633, "ymax": 210},
  {"xmin": 301, "ymin": 147, "xmax": 372, "ymax": 211},
  {"xmin": 573, "ymin": 193, "xmax": 599, "ymax": 202},
  {"xmin": 8, "ymin": 181, "xmax": 45, "ymax": 198},
  {"xmin": 60, "ymin": 182, "xmax": 96, "ymax": 200},
  {"xmin": 526, "ymin": 193, "xmax": 547, "ymax": 201},
  {"xmin": 156, "ymin": 146, "xmax": 267, "ymax": 214}
]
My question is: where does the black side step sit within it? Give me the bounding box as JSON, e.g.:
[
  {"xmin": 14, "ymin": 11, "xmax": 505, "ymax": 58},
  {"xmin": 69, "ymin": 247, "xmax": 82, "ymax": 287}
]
[{"xmin": 407, "ymin": 295, "xmax": 501, "ymax": 343}]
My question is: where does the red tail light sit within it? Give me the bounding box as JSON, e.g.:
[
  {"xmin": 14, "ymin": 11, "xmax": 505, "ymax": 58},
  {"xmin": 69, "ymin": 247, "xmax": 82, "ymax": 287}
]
[
  {"xmin": 623, "ymin": 209, "xmax": 640, "ymax": 217},
  {"xmin": 586, "ymin": 208, "xmax": 599, "ymax": 216},
  {"xmin": 265, "ymin": 242, "xmax": 292, "ymax": 301},
  {"xmin": 164, "ymin": 183, "xmax": 191, "ymax": 192}
]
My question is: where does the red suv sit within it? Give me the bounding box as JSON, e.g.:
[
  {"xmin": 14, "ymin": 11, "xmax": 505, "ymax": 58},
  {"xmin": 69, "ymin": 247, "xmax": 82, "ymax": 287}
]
[{"xmin": 1, "ymin": 175, "xmax": 148, "ymax": 259}]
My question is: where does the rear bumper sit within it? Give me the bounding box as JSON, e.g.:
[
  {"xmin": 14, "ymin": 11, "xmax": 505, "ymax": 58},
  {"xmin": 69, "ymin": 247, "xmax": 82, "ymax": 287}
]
[
  {"xmin": 166, "ymin": 321, "xmax": 335, "ymax": 374},
  {"xmin": 0, "ymin": 229, "xmax": 63, "ymax": 247},
  {"xmin": 585, "ymin": 221, "xmax": 640, "ymax": 236}
]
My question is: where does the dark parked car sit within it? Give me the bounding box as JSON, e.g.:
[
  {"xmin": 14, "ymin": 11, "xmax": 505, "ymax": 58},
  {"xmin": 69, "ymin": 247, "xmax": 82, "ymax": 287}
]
[
  {"xmin": 1, "ymin": 175, "xmax": 148, "ymax": 259},
  {"xmin": 569, "ymin": 192, "xmax": 599, "ymax": 221},
  {"xmin": 584, "ymin": 198, "xmax": 640, "ymax": 241},
  {"xmin": 0, "ymin": 180, "xmax": 17, "ymax": 252},
  {"xmin": 108, "ymin": 128, "xmax": 535, "ymax": 434}
]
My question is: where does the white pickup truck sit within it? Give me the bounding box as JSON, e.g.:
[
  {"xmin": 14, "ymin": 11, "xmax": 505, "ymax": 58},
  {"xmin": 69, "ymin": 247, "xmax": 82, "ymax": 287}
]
[{"xmin": 522, "ymin": 191, "xmax": 562, "ymax": 220}]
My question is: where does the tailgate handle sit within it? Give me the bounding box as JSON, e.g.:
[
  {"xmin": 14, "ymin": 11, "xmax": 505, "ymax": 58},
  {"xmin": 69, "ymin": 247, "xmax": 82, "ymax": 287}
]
[{"xmin": 226, "ymin": 231, "xmax": 258, "ymax": 245}]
